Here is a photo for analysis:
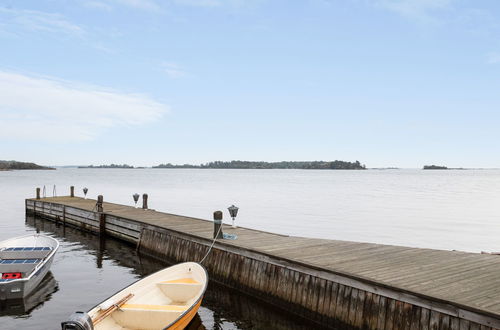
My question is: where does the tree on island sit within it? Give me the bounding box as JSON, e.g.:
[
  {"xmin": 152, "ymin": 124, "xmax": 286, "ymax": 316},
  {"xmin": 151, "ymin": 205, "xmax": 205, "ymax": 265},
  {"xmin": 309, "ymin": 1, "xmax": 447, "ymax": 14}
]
[{"xmin": 423, "ymin": 165, "xmax": 448, "ymax": 170}]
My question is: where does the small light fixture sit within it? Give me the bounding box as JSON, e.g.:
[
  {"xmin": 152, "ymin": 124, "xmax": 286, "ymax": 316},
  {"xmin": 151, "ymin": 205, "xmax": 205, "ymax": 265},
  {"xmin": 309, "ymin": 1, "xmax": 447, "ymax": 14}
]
[
  {"xmin": 83, "ymin": 187, "xmax": 88, "ymax": 199},
  {"xmin": 133, "ymin": 193, "xmax": 140, "ymax": 208},
  {"xmin": 227, "ymin": 204, "xmax": 239, "ymax": 228}
]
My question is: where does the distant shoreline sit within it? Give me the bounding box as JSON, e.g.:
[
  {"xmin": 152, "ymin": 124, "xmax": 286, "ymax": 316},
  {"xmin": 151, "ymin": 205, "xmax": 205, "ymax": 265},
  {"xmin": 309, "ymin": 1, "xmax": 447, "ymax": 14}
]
[{"xmin": 0, "ymin": 160, "xmax": 54, "ymax": 171}]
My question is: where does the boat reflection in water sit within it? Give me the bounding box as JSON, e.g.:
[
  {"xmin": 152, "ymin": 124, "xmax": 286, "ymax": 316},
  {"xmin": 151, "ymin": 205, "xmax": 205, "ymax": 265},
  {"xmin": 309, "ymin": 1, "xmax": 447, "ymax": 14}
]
[
  {"xmin": 0, "ymin": 272, "xmax": 58, "ymax": 317},
  {"xmin": 27, "ymin": 215, "xmax": 329, "ymax": 330}
]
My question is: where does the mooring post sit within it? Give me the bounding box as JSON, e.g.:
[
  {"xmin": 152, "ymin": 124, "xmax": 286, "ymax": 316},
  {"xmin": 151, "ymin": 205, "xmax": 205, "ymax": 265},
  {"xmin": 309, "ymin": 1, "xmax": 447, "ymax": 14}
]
[
  {"xmin": 36, "ymin": 187, "xmax": 41, "ymax": 200},
  {"xmin": 142, "ymin": 193, "xmax": 148, "ymax": 209},
  {"xmin": 70, "ymin": 186, "xmax": 74, "ymax": 197},
  {"xmin": 213, "ymin": 211, "xmax": 224, "ymax": 239},
  {"xmin": 97, "ymin": 195, "xmax": 105, "ymax": 236}
]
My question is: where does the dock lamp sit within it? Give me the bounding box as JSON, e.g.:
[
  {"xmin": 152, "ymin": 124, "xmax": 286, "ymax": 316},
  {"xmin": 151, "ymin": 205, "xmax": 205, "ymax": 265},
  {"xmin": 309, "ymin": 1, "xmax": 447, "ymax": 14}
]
[
  {"xmin": 227, "ymin": 205, "xmax": 239, "ymax": 228},
  {"xmin": 133, "ymin": 193, "xmax": 140, "ymax": 208},
  {"xmin": 83, "ymin": 187, "xmax": 88, "ymax": 199}
]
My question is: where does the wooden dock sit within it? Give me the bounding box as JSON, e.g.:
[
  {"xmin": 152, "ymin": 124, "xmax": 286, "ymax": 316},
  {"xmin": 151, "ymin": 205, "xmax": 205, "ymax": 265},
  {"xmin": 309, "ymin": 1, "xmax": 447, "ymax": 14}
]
[{"xmin": 26, "ymin": 195, "xmax": 500, "ymax": 330}]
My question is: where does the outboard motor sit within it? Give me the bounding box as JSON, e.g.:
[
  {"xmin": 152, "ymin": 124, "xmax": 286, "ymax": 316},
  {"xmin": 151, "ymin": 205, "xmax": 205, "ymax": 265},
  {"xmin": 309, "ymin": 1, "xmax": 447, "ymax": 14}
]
[{"xmin": 61, "ymin": 311, "xmax": 94, "ymax": 330}]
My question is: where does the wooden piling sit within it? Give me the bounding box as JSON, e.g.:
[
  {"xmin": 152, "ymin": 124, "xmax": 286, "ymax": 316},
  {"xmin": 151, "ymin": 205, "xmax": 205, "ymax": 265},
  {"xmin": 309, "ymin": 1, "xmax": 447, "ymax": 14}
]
[
  {"xmin": 213, "ymin": 211, "xmax": 223, "ymax": 239},
  {"xmin": 36, "ymin": 187, "xmax": 40, "ymax": 199},
  {"xmin": 97, "ymin": 195, "xmax": 105, "ymax": 236},
  {"xmin": 70, "ymin": 186, "xmax": 74, "ymax": 197},
  {"xmin": 142, "ymin": 193, "xmax": 148, "ymax": 209}
]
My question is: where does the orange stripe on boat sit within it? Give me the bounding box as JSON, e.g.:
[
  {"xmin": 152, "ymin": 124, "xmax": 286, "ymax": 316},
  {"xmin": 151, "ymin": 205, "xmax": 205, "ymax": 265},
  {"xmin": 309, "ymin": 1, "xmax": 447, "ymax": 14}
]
[
  {"xmin": 167, "ymin": 299, "xmax": 203, "ymax": 330},
  {"xmin": 160, "ymin": 278, "xmax": 199, "ymax": 284}
]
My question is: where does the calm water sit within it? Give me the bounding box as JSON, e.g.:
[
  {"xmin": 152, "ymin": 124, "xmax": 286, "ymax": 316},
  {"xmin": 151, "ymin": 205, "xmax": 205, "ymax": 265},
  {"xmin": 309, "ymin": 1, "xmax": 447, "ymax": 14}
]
[{"xmin": 1, "ymin": 168, "xmax": 500, "ymax": 329}]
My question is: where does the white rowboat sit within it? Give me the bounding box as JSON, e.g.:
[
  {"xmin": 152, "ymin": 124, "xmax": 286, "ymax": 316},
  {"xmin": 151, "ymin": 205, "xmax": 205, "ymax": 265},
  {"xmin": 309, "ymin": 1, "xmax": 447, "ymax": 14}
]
[{"xmin": 62, "ymin": 262, "xmax": 208, "ymax": 330}]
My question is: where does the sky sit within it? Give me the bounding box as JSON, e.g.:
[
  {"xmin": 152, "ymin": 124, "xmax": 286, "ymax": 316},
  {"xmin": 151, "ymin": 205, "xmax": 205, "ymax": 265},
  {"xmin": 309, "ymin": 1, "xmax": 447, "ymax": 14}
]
[{"xmin": 1, "ymin": 0, "xmax": 500, "ymax": 168}]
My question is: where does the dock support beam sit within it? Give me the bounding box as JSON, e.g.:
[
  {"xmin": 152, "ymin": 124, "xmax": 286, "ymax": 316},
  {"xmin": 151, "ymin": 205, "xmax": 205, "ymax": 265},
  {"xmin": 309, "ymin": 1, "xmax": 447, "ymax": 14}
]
[
  {"xmin": 142, "ymin": 194, "xmax": 148, "ymax": 209},
  {"xmin": 36, "ymin": 187, "xmax": 40, "ymax": 200},
  {"xmin": 213, "ymin": 211, "xmax": 223, "ymax": 239},
  {"xmin": 97, "ymin": 195, "xmax": 106, "ymax": 236},
  {"xmin": 70, "ymin": 186, "xmax": 74, "ymax": 197}
]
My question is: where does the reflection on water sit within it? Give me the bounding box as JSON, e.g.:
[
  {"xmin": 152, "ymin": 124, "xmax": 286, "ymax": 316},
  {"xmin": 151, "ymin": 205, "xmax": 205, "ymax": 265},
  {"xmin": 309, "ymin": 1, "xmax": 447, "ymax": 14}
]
[
  {"xmin": 24, "ymin": 216, "xmax": 327, "ymax": 330},
  {"xmin": 0, "ymin": 272, "xmax": 58, "ymax": 317}
]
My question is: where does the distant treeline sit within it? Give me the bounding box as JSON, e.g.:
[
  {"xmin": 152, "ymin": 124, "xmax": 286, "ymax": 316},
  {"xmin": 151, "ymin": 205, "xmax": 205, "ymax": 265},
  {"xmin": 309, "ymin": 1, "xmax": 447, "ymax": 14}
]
[
  {"xmin": 78, "ymin": 164, "xmax": 134, "ymax": 169},
  {"xmin": 0, "ymin": 160, "xmax": 53, "ymax": 170},
  {"xmin": 154, "ymin": 160, "xmax": 366, "ymax": 170},
  {"xmin": 423, "ymin": 165, "xmax": 448, "ymax": 170}
]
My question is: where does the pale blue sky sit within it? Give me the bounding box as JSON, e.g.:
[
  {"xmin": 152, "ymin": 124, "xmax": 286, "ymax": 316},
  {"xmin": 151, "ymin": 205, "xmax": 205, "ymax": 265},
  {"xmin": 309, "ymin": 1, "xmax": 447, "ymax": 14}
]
[{"xmin": 1, "ymin": 0, "xmax": 500, "ymax": 167}]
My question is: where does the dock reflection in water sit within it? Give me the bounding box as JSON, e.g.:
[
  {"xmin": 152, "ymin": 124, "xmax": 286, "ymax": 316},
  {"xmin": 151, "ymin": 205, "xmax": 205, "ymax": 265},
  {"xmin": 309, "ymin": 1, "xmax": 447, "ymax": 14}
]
[{"xmin": 26, "ymin": 215, "xmax": 328, "ymax": 330}]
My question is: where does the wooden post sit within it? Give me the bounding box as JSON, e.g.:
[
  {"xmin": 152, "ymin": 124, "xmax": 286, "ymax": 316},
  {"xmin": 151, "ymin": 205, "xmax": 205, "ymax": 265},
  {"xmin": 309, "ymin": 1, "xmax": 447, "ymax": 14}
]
[
  {"xmin": 213, "ymin": 211, "xmax": 223, "ymax": 239},
  {"xmin": 70, "ymin": 186, "xmax": 74, "ymax": 197},
  {"xmin": 97, "ymin": 195, "xmax": 105, "ymax": 236},
  {"xmin": 36, "ymin": 187, "xmax": 40, "ymax": 200},
  {"xmin": 142, "ymin": 194, "xmax": 148, "ymax": 209},
  {"xmin": 97, "ymin": 195, "xmax": 103, "ymax": 212},
  {"xmin": 62, "ymin": 205, "xmax": 66, "ymax": 225}
]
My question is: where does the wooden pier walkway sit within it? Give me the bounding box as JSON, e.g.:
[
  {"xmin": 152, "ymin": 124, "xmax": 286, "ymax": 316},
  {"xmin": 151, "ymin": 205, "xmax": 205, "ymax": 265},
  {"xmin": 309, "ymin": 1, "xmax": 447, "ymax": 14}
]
[{"xmin": 26, "ymin": 196, "xmax": 500, "ymax": 330}]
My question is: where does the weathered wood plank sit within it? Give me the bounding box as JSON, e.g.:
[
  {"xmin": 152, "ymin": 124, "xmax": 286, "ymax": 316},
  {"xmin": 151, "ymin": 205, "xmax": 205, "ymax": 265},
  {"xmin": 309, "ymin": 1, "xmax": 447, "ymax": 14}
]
[
  {"xmin": 430, "ymin": 310, "xmax": 440, "ymax": 330},
  {"xmin": 377, "ymin": 296, "xmax": 388, "ymax": 330},
  {"xmin": 386, "ymin": 299, "xmax": 396, "ymax": 330},
  {"xmin": 421, "ymin": 308, "xmax": 430, "ymax": 330}
]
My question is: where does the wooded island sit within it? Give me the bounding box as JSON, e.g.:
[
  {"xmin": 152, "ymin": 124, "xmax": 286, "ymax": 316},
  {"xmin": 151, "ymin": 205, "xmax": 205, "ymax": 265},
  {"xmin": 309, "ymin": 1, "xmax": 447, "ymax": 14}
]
[
  {"xmin": 0, "ymin": 160, "xmax": 53, "ymax": 170},
  {"xmin": 154, "ymin": 160, "xmax": 366, "ymax": 170}
]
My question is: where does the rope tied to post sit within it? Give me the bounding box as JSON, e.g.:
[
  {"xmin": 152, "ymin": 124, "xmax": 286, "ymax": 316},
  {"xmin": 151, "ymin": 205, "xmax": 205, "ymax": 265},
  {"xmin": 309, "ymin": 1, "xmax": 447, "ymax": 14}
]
[
  {"xmin": 199, "ymin": 210, "xmax": 224, "ymax": 264},
  {"xmin": 199, "ymin": 224, "xmax": 223, "ymax": 264}
]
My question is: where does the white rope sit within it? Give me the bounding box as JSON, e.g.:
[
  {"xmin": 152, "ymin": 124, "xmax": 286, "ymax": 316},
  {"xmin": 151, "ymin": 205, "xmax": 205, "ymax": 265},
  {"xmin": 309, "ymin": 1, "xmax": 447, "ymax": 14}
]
[{"xmin": 199, "ymin": 223, "xmax": 223, "ymax": 264}]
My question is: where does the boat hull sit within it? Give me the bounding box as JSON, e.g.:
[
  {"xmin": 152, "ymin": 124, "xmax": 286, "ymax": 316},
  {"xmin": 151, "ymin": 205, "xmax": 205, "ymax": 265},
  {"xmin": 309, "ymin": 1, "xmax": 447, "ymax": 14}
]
[{"xmin": 167, "ymin": 298, "xmax": 203, "ymax": 330}]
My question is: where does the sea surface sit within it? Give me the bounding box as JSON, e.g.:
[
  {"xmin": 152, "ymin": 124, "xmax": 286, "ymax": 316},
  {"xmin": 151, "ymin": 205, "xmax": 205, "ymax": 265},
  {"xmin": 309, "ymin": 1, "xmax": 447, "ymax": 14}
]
[{"xmin": 1, "ymin": 168, "xmax": 499, "ymax": 329}]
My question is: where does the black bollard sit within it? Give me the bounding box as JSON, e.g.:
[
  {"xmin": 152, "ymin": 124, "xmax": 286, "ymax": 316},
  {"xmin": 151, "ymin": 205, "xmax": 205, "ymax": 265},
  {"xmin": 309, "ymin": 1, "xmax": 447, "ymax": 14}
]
[
  {"xmin": 213, "ymin": 211, "xmax": 223, "ymax": 239},
  {"xmin": 97, "ymin": 195, "xmax": 105, "ymax": 236}
]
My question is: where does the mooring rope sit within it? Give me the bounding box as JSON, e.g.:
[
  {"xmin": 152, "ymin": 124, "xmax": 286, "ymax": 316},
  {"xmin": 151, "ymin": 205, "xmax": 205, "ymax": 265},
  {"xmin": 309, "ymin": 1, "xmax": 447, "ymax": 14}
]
[{"xmin": 199, "ymin": 223, "xmax": 223, "ymax": 264}]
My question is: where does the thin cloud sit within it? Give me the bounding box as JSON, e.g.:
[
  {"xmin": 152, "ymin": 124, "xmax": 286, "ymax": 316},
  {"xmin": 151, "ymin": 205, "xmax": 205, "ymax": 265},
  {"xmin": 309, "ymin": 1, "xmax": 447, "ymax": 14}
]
[
  {"xmin": 161, "ymin": 62, "xmax": 187, "ymax": 79},
  {"xmin": 0, "ymin": 7, "xmax": 84, "ymax": 36},
  {"xmin": 172, "ymin": 0, "xmax": 262, "ymax": 8},
  {"xmin": 83, "ymin": 1, "xmax": 114, "ymax": 11},
  {"xmin": 487, "ymin": 52, "xmax": 500, "ymax": 64},
  {"xmin": 0, "ymin": 71, "xmax": 168, "ymax": 141},
  {"xmin": 173, "ymin": 0, "xmax": 222, "ymax": 7},
  {"xmin": 81, "ymin": 0, "xmax": 161, "ymax": 11},
  {"xmin": 376, "ymin": 0, "xmax": 453, "ymax": 23}
]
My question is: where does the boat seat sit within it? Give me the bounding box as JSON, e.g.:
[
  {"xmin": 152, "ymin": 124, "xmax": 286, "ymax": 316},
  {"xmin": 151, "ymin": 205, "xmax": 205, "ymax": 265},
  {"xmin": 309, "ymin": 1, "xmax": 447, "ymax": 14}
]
[
  {"xmin": 156, "ymin": 278, "xmax": 202, "ymax": 303},
  {"xmin": 111, "ymin": 304, "xmax": 186, "ymax": 329},
  {"xmin": 0, "ymin": 258, "xmax": 41, "ymax": 273},
  {"xmin": 121, "ymin": 304, "xmax": 187, "ymax": 312},
  {"xmin": 0, "ymin": 247, "xmax": 52, "ymax": 260}
]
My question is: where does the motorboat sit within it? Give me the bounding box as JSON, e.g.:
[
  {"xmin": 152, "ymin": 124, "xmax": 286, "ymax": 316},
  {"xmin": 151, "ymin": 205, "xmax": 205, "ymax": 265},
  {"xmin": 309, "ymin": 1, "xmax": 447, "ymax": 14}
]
[{"xmin": 0, "ymin": 234, "xmax": 59, "ymax": 300}]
